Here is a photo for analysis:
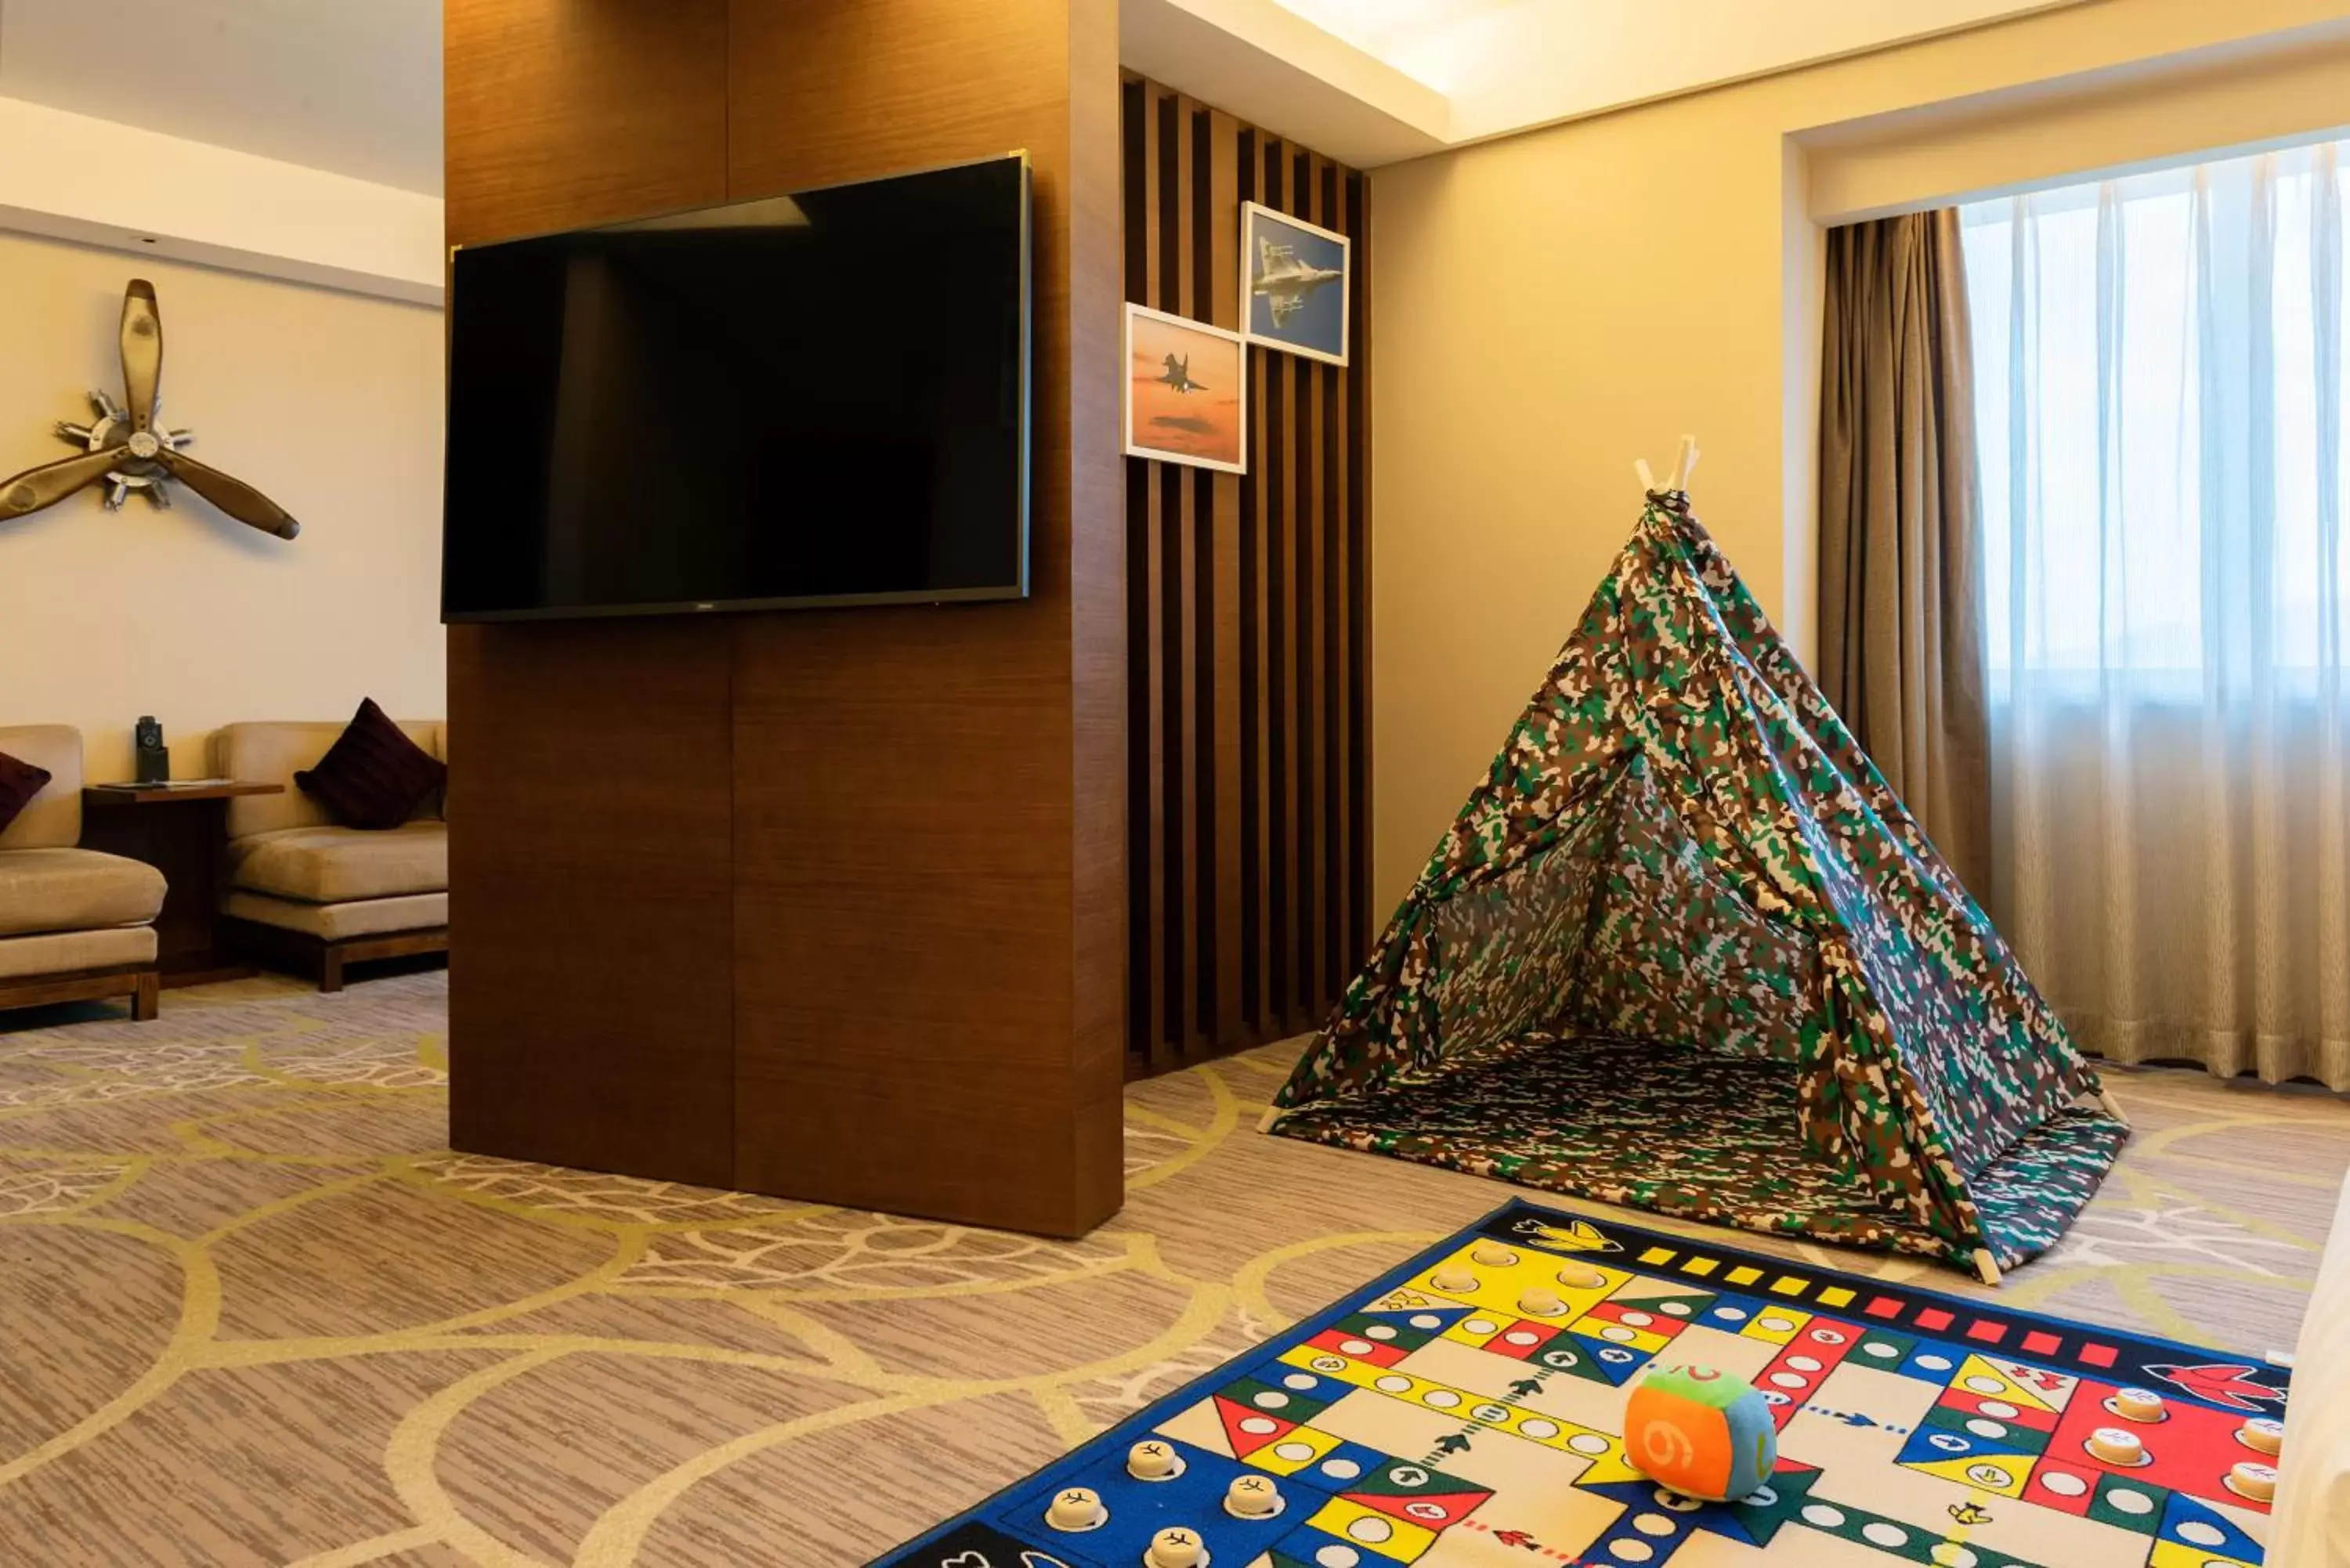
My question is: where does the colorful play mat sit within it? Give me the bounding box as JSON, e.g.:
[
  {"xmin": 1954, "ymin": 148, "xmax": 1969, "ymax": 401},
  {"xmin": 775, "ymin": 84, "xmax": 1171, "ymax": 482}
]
[{"xmin": 877, "ymin": 1199, "xmax": 2287, "ymax": 1568}]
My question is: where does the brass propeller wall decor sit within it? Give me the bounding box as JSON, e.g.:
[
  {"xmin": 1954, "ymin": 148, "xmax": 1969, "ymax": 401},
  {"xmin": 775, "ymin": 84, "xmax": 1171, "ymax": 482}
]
[{"xmin": 0, "ymin": 280, "xmax": 299, "ymax": 540}]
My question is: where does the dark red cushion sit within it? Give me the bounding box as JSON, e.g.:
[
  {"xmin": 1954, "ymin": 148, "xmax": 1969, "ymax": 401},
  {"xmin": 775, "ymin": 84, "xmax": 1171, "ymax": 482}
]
[
  {"xmin": 0, "ymin": 748, "xmax": 50, "ymax": 836},
  {"xmin": 294, "ymin": 699, "xmax": 446, "ymax": 831}
]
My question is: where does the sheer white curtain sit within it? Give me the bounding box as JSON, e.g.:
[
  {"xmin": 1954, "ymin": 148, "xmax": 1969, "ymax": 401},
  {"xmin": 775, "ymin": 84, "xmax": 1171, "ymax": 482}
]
[{"xmin": 1963, "ymin": 142, "xmax": 2350, "ymax": 1088}]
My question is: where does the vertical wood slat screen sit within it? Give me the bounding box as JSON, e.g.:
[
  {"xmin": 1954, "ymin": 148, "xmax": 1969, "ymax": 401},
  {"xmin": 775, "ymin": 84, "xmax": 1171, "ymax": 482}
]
[{"xmin": 1122, "ymin": 76, "xmax": 1372, "ymax": 1078}]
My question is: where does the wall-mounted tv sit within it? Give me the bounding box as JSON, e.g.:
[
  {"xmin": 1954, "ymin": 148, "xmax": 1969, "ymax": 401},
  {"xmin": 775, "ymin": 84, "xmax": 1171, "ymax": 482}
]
[{"xmin": 441, "ymin": 154, "xmax": 1030, "ymax": 623}]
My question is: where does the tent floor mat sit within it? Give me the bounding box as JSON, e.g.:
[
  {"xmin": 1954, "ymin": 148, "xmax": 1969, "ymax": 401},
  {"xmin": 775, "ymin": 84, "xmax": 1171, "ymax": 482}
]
[{"xmin": 1267, "ymin": 1033, "xmax": 2124, "ymax": 1273}]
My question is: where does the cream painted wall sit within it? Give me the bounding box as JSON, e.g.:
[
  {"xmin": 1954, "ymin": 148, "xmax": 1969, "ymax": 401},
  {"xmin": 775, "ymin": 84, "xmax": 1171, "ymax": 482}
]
[
  {"xmin": 1366, "ymin": 0, "xmax": 2350, "ymax": 911},
  {"xmin": 0, "ymin": 232, "xmax": 444, "ymax": 783}
]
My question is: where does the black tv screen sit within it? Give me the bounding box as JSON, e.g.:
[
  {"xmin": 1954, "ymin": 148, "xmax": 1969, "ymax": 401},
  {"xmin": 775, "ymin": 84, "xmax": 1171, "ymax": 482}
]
[{"xmin": 441, "ymin": 155, "xmax": 1030, "ymax": 622}]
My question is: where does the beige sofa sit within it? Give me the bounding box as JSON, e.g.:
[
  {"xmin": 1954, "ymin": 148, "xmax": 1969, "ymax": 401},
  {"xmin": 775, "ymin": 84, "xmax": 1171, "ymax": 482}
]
[
  {"xmin": 212, "ymin": 721, "xmax": 448, "ymax": 992},
  {"xmin": 0, "ymin": 725, "xmax": 166, "ymax": 1019}
]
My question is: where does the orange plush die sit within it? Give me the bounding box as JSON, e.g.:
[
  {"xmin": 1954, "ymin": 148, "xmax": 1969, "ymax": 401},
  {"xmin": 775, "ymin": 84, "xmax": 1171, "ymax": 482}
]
[{"xmin": 1623, "ymin": 1364, "xmax": 1778, "ymax": 1502}]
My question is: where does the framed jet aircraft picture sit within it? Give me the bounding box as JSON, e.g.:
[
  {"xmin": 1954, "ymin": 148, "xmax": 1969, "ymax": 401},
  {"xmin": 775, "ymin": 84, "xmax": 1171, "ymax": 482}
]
[
  {"xmin": 1124, "ymin": 304, "xmax": 1247, "ymax": 474},
  {"xmin": 1240, "ymin": 201, "xmax": 1350, "ymax": 366}
]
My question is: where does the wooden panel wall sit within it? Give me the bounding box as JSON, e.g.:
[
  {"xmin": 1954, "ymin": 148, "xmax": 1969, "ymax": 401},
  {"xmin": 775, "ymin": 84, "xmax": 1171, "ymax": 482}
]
[
  {"xmin": 1121, "ymin": 78, "xmax": 1372, "ymax": 1077},
  {"xmin": 443, "ymin": 0, "xmax": 737, "ymax": 1188},
  {"xmin": 446, "ymin": 620, "xmax": 736, "ymax": 1188},
  {"xmin": 721, "ymin": 0, "xmax": 1124, "ymax": 1239},
  {"xmin": 446, "ymin": 0, "xmax": 1126, "ymax": 1237}
]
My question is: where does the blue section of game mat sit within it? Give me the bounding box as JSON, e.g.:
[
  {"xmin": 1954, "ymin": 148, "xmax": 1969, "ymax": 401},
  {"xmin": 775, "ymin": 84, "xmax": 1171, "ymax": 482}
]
[
  {"xmin": 867, "ymin": 1198, "xmax": 2290, "ymax": 1568},
  {"xmin": 872, "ymin": 1204, "xmax": 1480, "ymax": 1568}
]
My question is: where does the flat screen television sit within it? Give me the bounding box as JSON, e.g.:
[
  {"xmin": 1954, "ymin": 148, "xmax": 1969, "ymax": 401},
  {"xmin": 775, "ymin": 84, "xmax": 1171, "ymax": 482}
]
[{"xmin": 441, "ymin": 154, "xmax": 1030, "ymax": 622}]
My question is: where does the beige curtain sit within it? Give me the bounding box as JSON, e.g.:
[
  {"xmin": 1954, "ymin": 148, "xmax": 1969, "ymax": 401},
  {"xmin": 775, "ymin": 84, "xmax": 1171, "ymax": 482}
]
[
  {"xmin": 1817, "ymin": 208, "xmax": 1990, "ymax": 901},
  {"xmin": 1967, "ymin": 157, "xmax": 2350, "ymax": 1089}
]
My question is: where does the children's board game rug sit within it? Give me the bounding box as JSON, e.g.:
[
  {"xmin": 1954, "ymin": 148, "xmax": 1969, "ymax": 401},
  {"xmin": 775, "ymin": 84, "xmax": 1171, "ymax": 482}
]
[{"xmin": 873, "ymin": 1199, "xmax": 2289, "ymax": 1568}]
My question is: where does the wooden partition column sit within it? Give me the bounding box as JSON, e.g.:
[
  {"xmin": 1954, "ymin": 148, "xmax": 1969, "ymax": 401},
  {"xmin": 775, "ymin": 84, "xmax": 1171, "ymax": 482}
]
[
  {"xmin": 444, "ymin": 0, "xmax": 1126, "ymax": 1237},
  {"xmin": 1121, "ymin": 78, "xmax": 1372, "ymax": 1077}
]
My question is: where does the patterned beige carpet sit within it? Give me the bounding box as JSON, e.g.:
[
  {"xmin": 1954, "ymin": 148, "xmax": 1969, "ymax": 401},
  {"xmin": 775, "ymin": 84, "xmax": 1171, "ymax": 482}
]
[{"xmin": 0, "ymin": 971, "xmax": 2341, "ymax": 1566}]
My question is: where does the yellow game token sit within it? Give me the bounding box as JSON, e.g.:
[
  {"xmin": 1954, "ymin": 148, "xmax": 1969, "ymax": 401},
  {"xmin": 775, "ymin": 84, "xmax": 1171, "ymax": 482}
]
[
  {"xmin": 2087, "ymin": 1428, "xmax": 2148, "ymax": 1467},
  {"xmin": 1224, "ymin": 1473, "xmax": 1282, "ymax": 1517},
  {"xmin": 1148, "ymin": 1526, "xmax": 1208, "ymax": 1567},
  {"xmin": 2240, "ymin": 1417, "xmax": 2285, "ymax": 1457},
  {"xmin": 1046, "ymin": 1486, "xmax": 1108, "ymax": 1530},
  {"xmin": 1127, "ymin": 1440, "xmax": 1181, "ymax": 1479}
]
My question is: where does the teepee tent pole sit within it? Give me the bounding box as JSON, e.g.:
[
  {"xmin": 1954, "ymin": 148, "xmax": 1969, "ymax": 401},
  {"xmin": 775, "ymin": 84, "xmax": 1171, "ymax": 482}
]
[
  {"xmin": 1635, "ymin": 433, "xmax": 1702, "ymax": 496},
  {"xmin": 1670, "ymin": 433, "xmax": 1700, "ymax": 492}
]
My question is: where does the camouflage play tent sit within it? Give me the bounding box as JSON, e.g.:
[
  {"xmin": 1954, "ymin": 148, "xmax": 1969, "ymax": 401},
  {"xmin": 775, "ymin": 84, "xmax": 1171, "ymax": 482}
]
[{"xmin": 1264, "ymin": 493, "xmax": 2125, "ymax": 1281}]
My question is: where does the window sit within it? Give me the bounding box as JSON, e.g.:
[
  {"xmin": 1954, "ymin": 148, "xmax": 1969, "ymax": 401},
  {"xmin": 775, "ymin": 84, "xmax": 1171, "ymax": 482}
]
[
  {"xmin": 1962, "ymin": 140, "xmax": 2350, "ymax": 691},
  {"xmin": 1959, "ymin": 138, "xmax": 2350, "ymax": 1089}
]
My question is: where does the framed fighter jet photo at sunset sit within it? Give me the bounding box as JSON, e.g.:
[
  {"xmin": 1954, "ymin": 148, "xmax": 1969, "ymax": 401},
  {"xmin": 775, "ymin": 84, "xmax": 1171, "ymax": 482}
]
[
  {"xmin": 1124, "ymin": 304, "xmax": 1248, "ymax": 474},
  {"xmin": 1240, "ymin": 201, "xmax": 1351, "ymax": 365}
]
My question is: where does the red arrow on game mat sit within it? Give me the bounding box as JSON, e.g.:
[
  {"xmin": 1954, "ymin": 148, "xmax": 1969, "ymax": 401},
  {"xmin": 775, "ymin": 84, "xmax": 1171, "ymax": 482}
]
[{"xmin": 2141, "ymin": 1363, "xmax": 2287, "ymax": 1411}]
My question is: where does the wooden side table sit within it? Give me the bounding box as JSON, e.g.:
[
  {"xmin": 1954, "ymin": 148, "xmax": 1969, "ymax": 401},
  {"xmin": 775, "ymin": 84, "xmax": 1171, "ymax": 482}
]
[{"xmin": 81, "ymin": 782, "xmax": 286, "ymax": 989}]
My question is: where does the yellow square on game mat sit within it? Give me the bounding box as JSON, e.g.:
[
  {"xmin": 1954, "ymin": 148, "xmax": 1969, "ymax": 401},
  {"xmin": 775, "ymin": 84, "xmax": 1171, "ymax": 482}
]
[
  {"xmin": 1306, "ymin": 1497, "xmax": 1438, "ymax": 1561},
  {"xmin": 1770, "ymin": 1274, "xmax": 1808, "ymax": 1295},
  {"xmin": 1817, "ymin": 1286, "xmax": 1856, "ymax": 1308},
  {"xmin": 1415, "ymin": 1245, "xmax": 1625, "ymax": 1320},
  {"xmin": 1639, "ymin": 1247, "xmax": 1676, "ymax": 1265},
  {"xmin": 1740, "ymin": 1307, "xmax": 1812, "ymax": 1345},
  {"xmin": 1683, "ymin": 1256, "xmax": 1719, "ymax": 1276},
  {"xmin": 1726, "ymin": 1265, "xmax": 1764, "ymax": 1285},
  {"xmin": 1440, "ymin": 1313, "xmax": 1508, "ymax": 1349},
  {"xmin": 1242, "ymin": 1423, "xmax": 1341, "ymax": 1476},
  {"xmin": 1568, "ymin": 1317, "xmax": 1670, "ymax": 1355}
]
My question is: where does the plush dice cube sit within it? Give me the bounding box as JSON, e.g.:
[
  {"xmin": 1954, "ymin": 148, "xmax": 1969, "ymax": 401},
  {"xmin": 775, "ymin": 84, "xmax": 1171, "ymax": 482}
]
[{"xmin": 1623, "ymin": 1364, "xmax": 1777, "ymax": 1502}]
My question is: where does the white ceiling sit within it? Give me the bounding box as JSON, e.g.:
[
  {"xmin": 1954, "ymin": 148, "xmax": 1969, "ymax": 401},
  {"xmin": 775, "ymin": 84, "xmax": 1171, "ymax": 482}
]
[
  {"xmin": 1270, "ymin": 0, "xmax": 1533, "ymax": 68},
  {"xmin": 0, "ymin": 0, "xmax": 442, "ymax": 194},
  {"xmin": 1141, "ymin": 0, "xmax": 2103, "ymax": 164}
]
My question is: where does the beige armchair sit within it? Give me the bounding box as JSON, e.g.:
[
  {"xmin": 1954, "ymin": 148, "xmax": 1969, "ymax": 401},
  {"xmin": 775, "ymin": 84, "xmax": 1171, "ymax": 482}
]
[
  {"xmin": 212, "ymin": 721, "xmax": 448, "ymax": 992},
  {"xmin": 0, "ymin": 725, "xmax": 166, "ymax": 1020}
]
